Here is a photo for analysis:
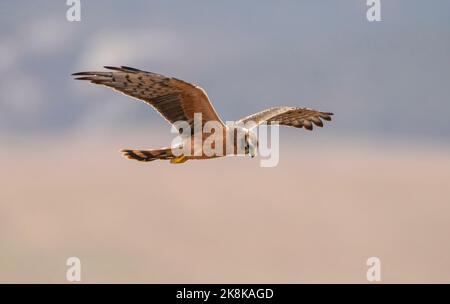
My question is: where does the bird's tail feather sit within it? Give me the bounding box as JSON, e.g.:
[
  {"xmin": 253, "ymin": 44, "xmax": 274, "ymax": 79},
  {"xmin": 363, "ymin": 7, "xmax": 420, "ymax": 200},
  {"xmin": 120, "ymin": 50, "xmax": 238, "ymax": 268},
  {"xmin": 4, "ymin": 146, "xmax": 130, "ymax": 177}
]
[{"xmin": 121, "ymin": 147, "xmax": 177, "ymax": 162}]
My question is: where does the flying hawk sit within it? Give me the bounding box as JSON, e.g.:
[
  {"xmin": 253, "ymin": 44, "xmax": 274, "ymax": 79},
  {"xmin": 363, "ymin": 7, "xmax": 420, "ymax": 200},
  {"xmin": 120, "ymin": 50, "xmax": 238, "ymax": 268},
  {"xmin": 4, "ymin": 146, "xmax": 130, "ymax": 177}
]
[{"xmin": 72, "ymin": 66, "xmax": 333, "ymax": 164}]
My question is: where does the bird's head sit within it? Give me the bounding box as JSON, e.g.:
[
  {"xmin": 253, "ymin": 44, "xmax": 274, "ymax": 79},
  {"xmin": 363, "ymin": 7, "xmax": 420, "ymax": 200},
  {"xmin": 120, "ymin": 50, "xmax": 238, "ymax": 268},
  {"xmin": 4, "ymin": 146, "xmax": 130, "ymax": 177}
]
[{"xmin": 244, "ymin": 129, "xmax": 258, "ymax": 158}]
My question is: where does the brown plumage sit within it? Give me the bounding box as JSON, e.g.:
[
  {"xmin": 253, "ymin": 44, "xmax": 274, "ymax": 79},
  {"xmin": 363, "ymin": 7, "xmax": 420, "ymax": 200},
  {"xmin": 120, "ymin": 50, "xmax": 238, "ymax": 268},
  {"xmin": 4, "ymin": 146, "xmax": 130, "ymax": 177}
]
[
  {"xmin": 237, "ymin": 106, "xmax": 333, "ymax": 131},
  {"xmin": 73, "ymin": 66, "xmax": 224, "ymax": 131},
  {"xmin": 72, "ymin": 66, "xmax": 334, "ymax": 164}
]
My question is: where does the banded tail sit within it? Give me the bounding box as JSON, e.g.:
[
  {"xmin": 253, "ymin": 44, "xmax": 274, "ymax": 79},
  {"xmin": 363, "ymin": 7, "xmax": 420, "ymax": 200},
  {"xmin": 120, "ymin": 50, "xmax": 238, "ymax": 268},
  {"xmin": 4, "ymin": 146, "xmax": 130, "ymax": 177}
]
[{"xmin": 121, "ymin": 147, "xmax": 186, "ymax": 164}]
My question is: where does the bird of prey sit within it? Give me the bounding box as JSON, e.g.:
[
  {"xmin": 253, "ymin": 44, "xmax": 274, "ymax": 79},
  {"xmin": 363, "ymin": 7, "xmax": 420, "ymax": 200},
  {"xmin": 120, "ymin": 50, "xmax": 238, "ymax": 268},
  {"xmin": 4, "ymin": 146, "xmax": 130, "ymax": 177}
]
[{"xmin": 72, "ymin": 66, "xmax": 333, "ymax": 164}]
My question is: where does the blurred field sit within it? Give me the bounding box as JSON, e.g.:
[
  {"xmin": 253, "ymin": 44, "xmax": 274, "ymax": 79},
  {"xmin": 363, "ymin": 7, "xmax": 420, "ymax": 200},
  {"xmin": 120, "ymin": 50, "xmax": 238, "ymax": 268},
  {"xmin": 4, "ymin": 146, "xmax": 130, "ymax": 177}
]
[{"xmin": 1, "ymin": 132, "xmax": 449, "ymax": 283}]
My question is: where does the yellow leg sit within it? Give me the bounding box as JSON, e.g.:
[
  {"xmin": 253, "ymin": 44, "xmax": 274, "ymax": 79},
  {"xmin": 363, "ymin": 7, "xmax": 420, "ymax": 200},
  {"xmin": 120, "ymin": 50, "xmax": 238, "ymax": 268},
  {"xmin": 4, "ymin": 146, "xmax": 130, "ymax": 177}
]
[{"xmin": 170, "ymin": 156, "xmax": 188, "ymax": 164}]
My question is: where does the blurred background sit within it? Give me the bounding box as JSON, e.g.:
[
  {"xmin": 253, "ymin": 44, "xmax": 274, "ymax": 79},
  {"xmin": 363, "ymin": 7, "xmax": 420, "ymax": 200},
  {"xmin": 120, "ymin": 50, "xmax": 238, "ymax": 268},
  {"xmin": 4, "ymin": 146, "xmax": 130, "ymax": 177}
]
[{"xmin": 0, "ymin": 0, "xmax": 449, "ymax": 283}]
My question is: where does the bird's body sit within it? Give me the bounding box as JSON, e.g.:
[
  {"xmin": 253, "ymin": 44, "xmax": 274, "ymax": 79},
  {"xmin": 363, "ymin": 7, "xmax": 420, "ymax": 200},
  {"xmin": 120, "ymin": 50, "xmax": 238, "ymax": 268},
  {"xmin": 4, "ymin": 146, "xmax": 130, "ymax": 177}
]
[
  {"xmin": 73, "ymin": 66, "xmax": 333, "ymax": 164},
  {"xmin": 122, "ymin": 125, "xmax": 254, "ymax": 163}
]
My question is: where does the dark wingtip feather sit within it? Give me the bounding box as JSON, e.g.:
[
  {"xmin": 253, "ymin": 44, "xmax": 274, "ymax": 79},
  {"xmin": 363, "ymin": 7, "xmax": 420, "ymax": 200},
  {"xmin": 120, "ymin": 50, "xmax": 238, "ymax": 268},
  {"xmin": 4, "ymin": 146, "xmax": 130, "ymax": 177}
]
[
  {"xmin": 103, "ymin": 66, "xmax": 141, "ymax": 73},
  {"xmin": 314, "ymin": 120, "xmax": 323, "ymax": 127},
  {"xmin": 103, "ymin": 66, "xmax": 122, "ymax": 71},
  {"xmin": 73, "ymin": 76, "xmax": 93, "ymax": 81},
  {"xmin": 319, "ymin": 112, "xmax": 333, "ymax": 121},
  {"xmin": 72, "ymin": 71, "xmax": 90, "ymax": 76},
  {"xmin": 120, "ymin": 66, "xmax": 141, "ymax": 72}
]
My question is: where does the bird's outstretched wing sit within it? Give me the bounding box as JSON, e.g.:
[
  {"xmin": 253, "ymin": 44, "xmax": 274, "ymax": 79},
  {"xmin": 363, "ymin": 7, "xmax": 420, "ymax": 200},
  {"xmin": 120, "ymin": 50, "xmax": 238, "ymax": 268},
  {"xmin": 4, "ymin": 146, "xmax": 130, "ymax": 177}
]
[
  {"xmin": 72, "ymin": 66, "xmax": 224, "ymax": 130},
  {"xmin": 237, "ymin": 107, "xmax": 333, "ymax": 130}
]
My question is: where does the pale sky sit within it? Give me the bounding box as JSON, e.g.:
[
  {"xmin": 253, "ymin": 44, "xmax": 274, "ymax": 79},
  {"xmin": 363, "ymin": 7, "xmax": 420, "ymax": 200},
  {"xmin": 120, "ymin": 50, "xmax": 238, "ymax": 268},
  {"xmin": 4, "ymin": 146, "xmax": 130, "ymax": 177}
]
[{"xmin": 0, "ymin": 0, "xmax": 449, "ymax": 141}]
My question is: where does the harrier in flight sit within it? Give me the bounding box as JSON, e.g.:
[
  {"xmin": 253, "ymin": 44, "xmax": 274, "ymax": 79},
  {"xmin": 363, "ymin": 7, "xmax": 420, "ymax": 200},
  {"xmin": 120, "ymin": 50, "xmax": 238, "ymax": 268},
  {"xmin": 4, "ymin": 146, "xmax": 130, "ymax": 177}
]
[{"xmin": 73, "ymin": 66, "xmax": 333, "ymax": 164}]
